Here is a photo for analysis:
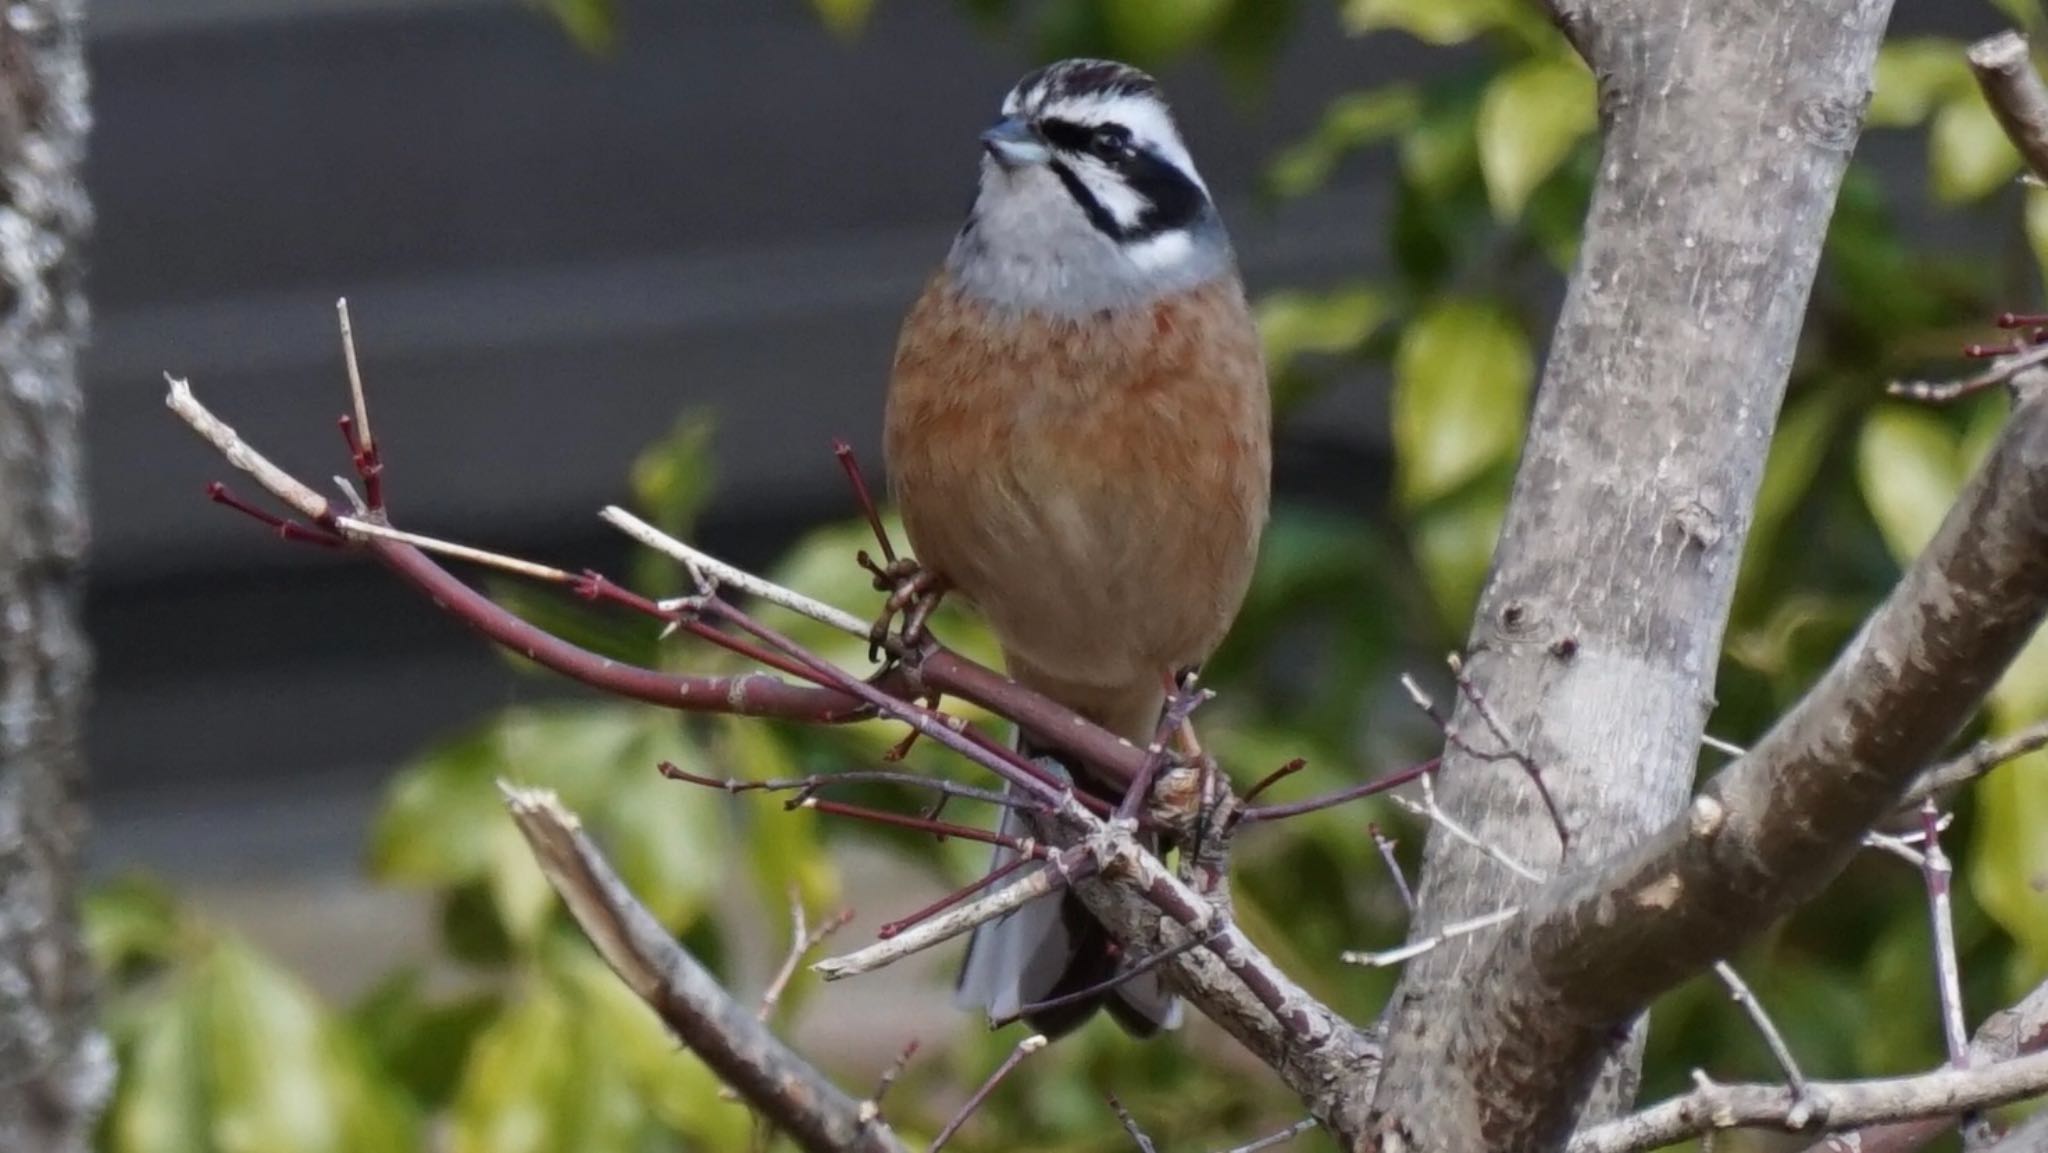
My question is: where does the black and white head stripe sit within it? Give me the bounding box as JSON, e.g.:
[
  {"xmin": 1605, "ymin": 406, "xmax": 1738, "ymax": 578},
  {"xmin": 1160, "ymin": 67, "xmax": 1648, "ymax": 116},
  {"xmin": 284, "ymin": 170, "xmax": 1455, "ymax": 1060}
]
[{"xmin": 1000, "ymin": 59, "xmax": 1213, "ymax": 245}]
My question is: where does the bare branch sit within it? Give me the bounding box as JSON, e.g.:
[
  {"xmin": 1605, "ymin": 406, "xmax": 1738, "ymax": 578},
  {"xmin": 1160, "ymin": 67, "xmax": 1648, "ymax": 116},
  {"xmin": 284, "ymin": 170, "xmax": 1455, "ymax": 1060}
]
[
  {"xmin": 1461, "ymin": 382, "xmax": 2048, "ymax": 1147},
  {"xmin": 1341, "ymin": 907, "xmax": 1520, "ymax": 969},
  {"xmin": 1569, "ymin": 1051, "xmax": 2048, "ymax": 1153},
  {"xmin": 1903, "ymin": 718, "xmax": 2048, "ymax": 809},
  {"xmin": 1216, "ymin": 1118, "xmax": 1318, "ymax": 1153},
  {"xmin": 1971, "ymin": 32, "xmax": 2048, "ymax": 183},
  {"xmin": 1711, "ymin": 962, "xmax": 1809, "ymax": 1113},
  {"xmin": 498, "ymin": 784, "xmax": 904, "ymax": 1153},
  {"xmin": 1795, "ymin": 977, "xmax": 2048, "ymax": 1153},
  {"xmin": 814, "ymin": 848, "xmax": 1091, "ymax": 981}
]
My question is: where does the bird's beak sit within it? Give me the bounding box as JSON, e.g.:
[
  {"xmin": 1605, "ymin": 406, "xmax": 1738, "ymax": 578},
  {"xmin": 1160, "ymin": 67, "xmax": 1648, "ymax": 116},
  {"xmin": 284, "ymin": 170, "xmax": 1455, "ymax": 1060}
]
[{"xmin": 980, "ymin": 116, "xmax": 1050, "ymax": 169}]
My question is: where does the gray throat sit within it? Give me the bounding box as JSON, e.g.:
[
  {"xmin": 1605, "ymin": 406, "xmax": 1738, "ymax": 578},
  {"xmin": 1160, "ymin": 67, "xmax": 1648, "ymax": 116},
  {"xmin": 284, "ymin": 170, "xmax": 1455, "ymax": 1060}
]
[{"xmin": 945, "ymin": 190, "xmax": 1233, "ymax": 316}]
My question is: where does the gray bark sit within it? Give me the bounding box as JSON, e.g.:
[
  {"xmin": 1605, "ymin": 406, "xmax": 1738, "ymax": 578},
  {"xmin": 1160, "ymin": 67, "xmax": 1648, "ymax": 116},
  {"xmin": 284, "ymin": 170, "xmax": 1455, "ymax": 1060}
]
[
  {"xmin": 1369, "ymin": 2, "xmax": 1894, "ymax": 1149},
  {"xmin": 0, "ymin": 1, "xmax": 106, "ymax": 1150}
]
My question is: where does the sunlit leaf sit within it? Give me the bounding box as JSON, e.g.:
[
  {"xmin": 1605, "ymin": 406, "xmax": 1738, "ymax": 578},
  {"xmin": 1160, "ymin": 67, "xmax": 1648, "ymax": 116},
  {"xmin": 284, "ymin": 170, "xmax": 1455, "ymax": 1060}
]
[
  {"xmin": 1100, "ymin": 0, "xmax": 1229, "ymax": 62},
  {"xmin": 1341, "ymin": 0, "xmax": 1516, "ymax": 44},
  {"xmin": 1993, "ymin": 0, "xmax": 2048, "ymax": 38},
  {"xmin": 2027, "ymin": 186, "xmax": 2048, "ymax": 292},
  {"xmin": 85, "ymin": 873, "xmax": 187, "ymax": 977},
  {"xmin": 1735, "ymin": 393, "xmax": 1844, "ymax": 613},
  {"xmin": 203, "ymin": 937, "xmax": 417, "ymax": 1153},
  {"xmin": 370, "ymin": 724, "xmax": 512, "ymax": 886},
  {"xmin": 1869, "ymin": 38, "xmax": 1973, "ymax": 129},
  {"xmin": 1409, "ymin": 485, "xmax": 1507, "ymax": 631},
  {"xmin": 1856, "ymin": 406, "xmax": 1964, "ymax": 562},
  {"xmin": 1930, "ymin": 90, "xmax": 2024, "ymax": 203},
  {"xmin": 352, "ymin": 969, "xmax": 503, "ymax": 1111},
  {"xmin": 1392, "ymin": 298, "xmax": 1533, "ymax": 507},
  {"xmin": 534, "ymin": 0, "xmax": 616, "ymax": 53},
  {"xmin": 1476, "ymin": 54, "xmax": 1596, "ymax": 220},
  {"xmin": 449, "ymin": 979, "xmax": 642, "ymax": 1153},
  {"xmin": 811, "ymin": 0, "xmax": 875, "ymax": 36},
  {"xmin": 106, "ymin": 973, "xmax": 209, "ymax": 1153},
  {"xmin": 1257, "ymin": 285, "xmax": 1394, "ymax": 377},
  {"xmin": 1266, "ymin": 87, "xmax": 1421, "ymax": 198},
  {"xmin": 1971, "ymin": 747, "xmax": 2048, "ymax": 972},
  {"xmin": 487, "ymin": 818, "xmax": 556, "ymax": 947}
]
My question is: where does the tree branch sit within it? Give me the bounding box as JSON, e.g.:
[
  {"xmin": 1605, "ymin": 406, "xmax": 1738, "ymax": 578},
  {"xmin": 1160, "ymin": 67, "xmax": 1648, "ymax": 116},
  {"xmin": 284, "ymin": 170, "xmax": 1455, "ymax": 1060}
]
[
  {"xmin": 1568, "ymin": 1051, "xmax": 2048, "ymax": 1153},
  {"xmin": 1970, "ymin": 32, "xmax": 2048, "ymax": 183},
  {"xmin": 1444, "ymin": 377, "xmax": 2048, "ymax": 1149},
  {"xmin": 499, "ymin": 784, "xmax": 906, "ymax": 1153}
]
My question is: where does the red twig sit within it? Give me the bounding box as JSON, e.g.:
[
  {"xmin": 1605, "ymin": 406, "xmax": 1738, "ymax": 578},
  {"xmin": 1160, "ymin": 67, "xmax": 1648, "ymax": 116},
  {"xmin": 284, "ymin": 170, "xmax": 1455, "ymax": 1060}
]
[
  {"xmin": 658, "ymin": 760, "xmax": 1030, "ymax": 813},
  {"xmin": 1445, "ymin": 654, "xmax": 1570, "ymax": 849},
  {"xmin": 833, "ymin": 439, "xmax": 897, "ymax": 565},
  {"xmin": 1241, "ymin": 757, "xmax": 1307, "ymax": 806},
  {"xmin": 1234, "ymin": 756, "xmax": 1441, "ymax": 825},
  {"xmin": 206, "ymin": 482, "xmax": 346, "ymax": 547},
  {"xmin": 876, "ymin": 854, "xmax": 1034, "ymax": 940},
  {"xmin": 1116, "ymin": 677, "xmax": 1212, "ymax": 824},
  {"xmin": 929, "ymin": 1034, "xmax": 1047, "ymax": 1151},
  {"xmin": 859, "ymin": 1039, "xmax": 920, "ymax": 1128},
  {"xmin": 800, "ymin": 796, "xmax": 1047, "ymax": 854},
  {"xmin": 994, "ymin": 925, "xmax": 1225, "ymax": 1028}
]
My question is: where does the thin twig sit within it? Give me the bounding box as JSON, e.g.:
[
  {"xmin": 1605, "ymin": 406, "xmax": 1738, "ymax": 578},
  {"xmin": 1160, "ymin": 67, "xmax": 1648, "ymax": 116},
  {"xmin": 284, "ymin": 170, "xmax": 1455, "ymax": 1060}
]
[
  {"xmin": 814, "ymin": 848, "xmax": 1094, "ymax": 980},
  {"xmin": 660, "ymin": 761, "xmax": 1031, "ymax": 814},
  {"xmin": 759, "ymin": 893, "xmax": 854, "ymax": 1022},
  {"xmin": 1216, "ymin": 1118, "xmax": 1319, "ymax": 1153},
  {"xmin": 1903, "ymin": 718, "xmax": 2048, "ymax": 809},
  {"xmin": 995, "ymin": 924, "xmax": 1225, "ymax": 1028},
  {"xmin": 166, "ymin": 375, "xmax": 333, "ymax": 522},
  {"xmin": 1889, "ymin": 339, "xmax": 2048, "ymax": 404},
  {"xmin": 1701, "ymin": 734, "xmax": 1747, "ymax": 758},
  {"xmin": 1341, "ymin": 906, "xmax": 1521, "ymax": 968},
  {"xmin": 798, "ymin": 796, "xmax": 1043, "ymax": 853},
  {"xmin": 1234, "ymin": 756, "xmax": 1440, "ymax": 825},
  {"xmin": 833, "ymin": 439, "xmax": 898, "ymax": 565},
  {"xmin": 858, "ymin": 1039, "xmax": 920, "ymax": 1127},
  {"xmin": 337, "ymin": 298, "xmax": 372, "ymax": 454},
  {"xmin": 607, "ymin": 505, "xmax": 873, "ymax": 638},
  {"xmin": 1447, "ymin": 653, "xmax": 1570, "ymax": 848},
  {"xmin": 332, "ymin": 516, "xmax": 574, "ymax": 582},
  {"xmin": 1390, "ymin": 775, "xmax": 1544, "ymax": 883},
  {"xmin": 1712, "ymin": 961, "xmax": 1812, "ymax": 1118},
  {"xmin": 877, "ymin": 855, "xmax": 1034, "ymax": 940},
  {"xmin": 929, "ymin": 1035, "xmax": 1048, "ymax": 1152},
  {"xmin": 1241, "ymin": 758, "xmax": 1306, "ymax": 806},
  {"xmin": 1107, "ymin": 1095, "xmax": 1159, "ymax": 1153},
  {"xmin": 1370, "ymin": 823, "xmax": 1416, "ymax": 914}
]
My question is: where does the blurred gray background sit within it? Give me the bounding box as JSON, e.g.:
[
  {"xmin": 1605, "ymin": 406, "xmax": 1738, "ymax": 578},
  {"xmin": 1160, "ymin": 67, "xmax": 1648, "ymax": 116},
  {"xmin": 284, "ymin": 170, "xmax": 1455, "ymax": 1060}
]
[{"xmin": 83, "ymin": 0, "xmax": 1986, "ymax": 991}]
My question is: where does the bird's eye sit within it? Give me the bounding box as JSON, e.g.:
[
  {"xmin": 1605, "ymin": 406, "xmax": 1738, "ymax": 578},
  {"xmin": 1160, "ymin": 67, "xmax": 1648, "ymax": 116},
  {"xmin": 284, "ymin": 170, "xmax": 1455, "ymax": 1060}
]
[{"xmin": 1089, "ymin": 125, "xmax": 1135, "ymax": 161}]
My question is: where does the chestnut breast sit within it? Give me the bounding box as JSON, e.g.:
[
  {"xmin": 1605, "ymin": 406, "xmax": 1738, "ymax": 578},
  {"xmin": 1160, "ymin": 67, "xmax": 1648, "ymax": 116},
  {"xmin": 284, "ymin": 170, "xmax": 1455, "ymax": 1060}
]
[{"xmin": 884, "ymin": 271, "xmax": 1271, "ymax": 726}]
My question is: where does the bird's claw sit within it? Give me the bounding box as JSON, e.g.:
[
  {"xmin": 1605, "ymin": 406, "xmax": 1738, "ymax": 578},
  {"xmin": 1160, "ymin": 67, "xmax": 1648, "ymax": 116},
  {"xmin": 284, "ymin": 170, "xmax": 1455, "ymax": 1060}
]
[{"xmin": 861, "ymin": 554, "xmax": 946, "ymax": 663}]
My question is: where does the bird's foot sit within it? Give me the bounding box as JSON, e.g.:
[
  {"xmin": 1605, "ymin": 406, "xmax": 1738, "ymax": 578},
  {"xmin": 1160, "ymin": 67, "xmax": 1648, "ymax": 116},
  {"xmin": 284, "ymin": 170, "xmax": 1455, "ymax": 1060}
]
[{"xmin": 858, "ymin": 553, "xmax": 948, "ymax": 662}]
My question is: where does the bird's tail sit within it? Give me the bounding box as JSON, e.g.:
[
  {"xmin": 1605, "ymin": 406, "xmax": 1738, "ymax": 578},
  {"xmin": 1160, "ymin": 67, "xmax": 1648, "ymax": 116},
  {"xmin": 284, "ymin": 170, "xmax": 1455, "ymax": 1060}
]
[{"xmin": 953, "ymin": 742, "xmax": 1182, "ymax": 1038}]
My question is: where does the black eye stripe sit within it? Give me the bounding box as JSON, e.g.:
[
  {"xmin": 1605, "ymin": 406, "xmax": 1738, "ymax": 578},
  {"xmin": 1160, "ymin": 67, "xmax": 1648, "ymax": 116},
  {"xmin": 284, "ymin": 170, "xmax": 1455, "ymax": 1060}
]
[{"xmin": 1047, "ymin": 159, "xmax": 1124, "ymax": 239}]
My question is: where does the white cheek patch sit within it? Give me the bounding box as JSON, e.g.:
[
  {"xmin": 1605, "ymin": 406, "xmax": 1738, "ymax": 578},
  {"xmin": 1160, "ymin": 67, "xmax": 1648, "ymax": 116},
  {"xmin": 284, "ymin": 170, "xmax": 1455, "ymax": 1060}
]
[{"xmin": 1122, "ymin": 229, "xmax": 1196, "ymax": 273}]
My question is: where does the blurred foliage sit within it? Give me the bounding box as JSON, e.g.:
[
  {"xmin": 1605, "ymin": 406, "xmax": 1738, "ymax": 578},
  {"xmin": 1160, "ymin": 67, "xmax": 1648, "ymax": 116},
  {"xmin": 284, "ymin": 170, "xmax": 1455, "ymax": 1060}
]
[{"xmin": 90, "ymin": 1, "xmax": 2048, "ymax": 1151}]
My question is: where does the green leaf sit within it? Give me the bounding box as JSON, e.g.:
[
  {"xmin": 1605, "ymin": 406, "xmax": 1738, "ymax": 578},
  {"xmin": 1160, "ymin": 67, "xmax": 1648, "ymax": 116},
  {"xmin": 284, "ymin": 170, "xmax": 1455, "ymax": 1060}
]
[
  {"xmin": 1257, "ymin": 286, "xmax": 1394, "ymax": 376},
  {"xmin": 534, "ymin": 0, "xmax": 616, "ymax": 53},
  {"xmin": 1868, "ymin": 38, "xmax": 1972, "ymax": 129},
  {"xmin": 85, "ymin": 874, "xmax": 188, "ymax": 977},
  {"xmin": 370, "ymin": 724, "xmax": 510, "ymax": 886},
  {"xmin": 202, "ymin": 937, "xmax": 417, "ymax": 1153},
  {"xmin": 351, "ymin": 969, "xmax": 503, "ymax": 1111},
  {"xmin": 2027, "ymin": 186, "xmax": 2048, "ymax": 291},
  {"xmin": 449, "ymin": 971, "xmax": 644, "ymax": 1153},
  {"xmin": 553, "ymin": 944, "xmax": 756, "ymax": 1146},
  {"xmin": 1408, "ymin": 484, "xmax": 1507, "ymax": 631},
  {"xmin": 1930, "ymin": 91, "xmax": 2024, "ymax": 203},
  {"xmin": 1392, "ymin": 298, "xmax": 1533, "ymax": 507},
  {"xmin": 1856, "ymin": 407, "xmax": 1964, "ymax": 562},
  {"xmin": 1735, "ymin": 393, "xmax": 1843, "ymax": 612},
  {"xmin": 1476, "ymin": 54, "xmax": 1596, "ymax": 220},
  {"xmin": 487, "ymin": 818, "xmax": 557, "ymax": 947},
  {"xmin": 1266, "ymin": 87, "xmax": 1421, "ymax": 198},
  {"xmin": 1994, "ymin": 0, "xmax": 2048, "ymax": 38},
  {"xmin": 1341, "ymin": 0, "xmax": 1516, "ymax": 44},
  {"xmin": 1971, "ymin": 746, "xmax": 2048, "ymax": 970},
  {"xmin": 1100, "ymin": 0, "xmax": 1229, "ymax": 62},
  {"xmin": 810, "ymin": 0, "xmax": 875, "ymax": 36},
  {"xmin": 106, "ymin": 972, "xmax": 210, "ymax": 1153}
]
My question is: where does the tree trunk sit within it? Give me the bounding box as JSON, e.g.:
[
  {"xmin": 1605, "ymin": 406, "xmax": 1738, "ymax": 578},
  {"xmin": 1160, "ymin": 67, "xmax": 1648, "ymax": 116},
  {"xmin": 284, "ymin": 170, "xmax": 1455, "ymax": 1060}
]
[
  {"xmin": 0, "ymin": 2, "xmax": 106, "ymax": 1150},
  {"xmin": 1368, "ymin": 1, "xmax": 1896, "ymax": 1148}
]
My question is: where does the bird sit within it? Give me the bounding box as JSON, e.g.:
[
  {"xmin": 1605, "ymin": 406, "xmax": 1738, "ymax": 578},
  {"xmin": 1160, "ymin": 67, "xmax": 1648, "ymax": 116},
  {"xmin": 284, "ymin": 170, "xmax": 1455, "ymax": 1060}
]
[{"xmin": 882, "ymin": 58, "xmax": 1271, "ymax": 1038}]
